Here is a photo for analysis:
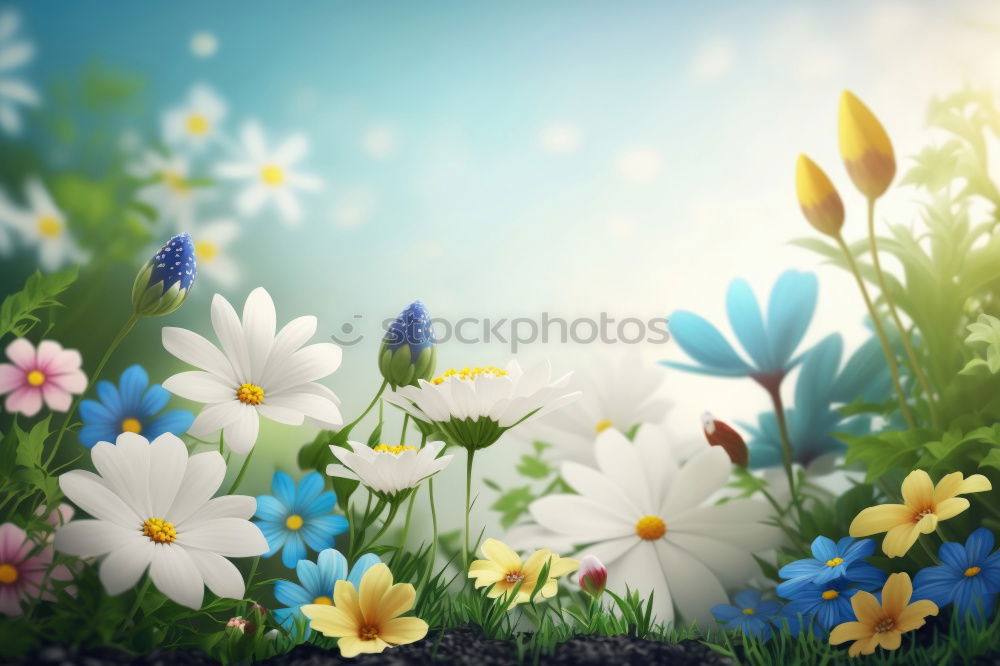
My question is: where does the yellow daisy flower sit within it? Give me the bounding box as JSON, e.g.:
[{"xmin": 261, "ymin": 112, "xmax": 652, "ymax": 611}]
[
  {"xmin": 468, "ymin": 538, "xmax": 578, "ymax": 606},
  {"xmin": 830, "ymin": 572, "xmax": 937, "ymax": 657}
]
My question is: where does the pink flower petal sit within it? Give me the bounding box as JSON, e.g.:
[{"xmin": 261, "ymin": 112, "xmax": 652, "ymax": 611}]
[
  {"xmin": 4, "ymin": 339, "xmax": 36, "ymax": 371},
  {"xmin": 41, "ymin": 347, "xmax": 82, "ymax": 375},
  {"xmin": 0, "ymin": 364, "xmax": 24, "ymax": 394},
  {"xmin": 5, "ymin": 386, "xmax": 42, "ymax": 417},
  {"xmin": 41, "ymin": 383, "xmax": 72, "ymax": 412},
  {"xmin": 48, "ymin": 369, "xmax": 87, "ymax": 394},
  {"xmin": 0, "ymin": 523, "xmax": 29, "ymax": 563},
  {"xmin": 34, "ymin": 341, "xmax": 64, "ymax": 371},
  {"xmin": 0, "ymin": 585, "xmax": 22, "ymax": 616}
]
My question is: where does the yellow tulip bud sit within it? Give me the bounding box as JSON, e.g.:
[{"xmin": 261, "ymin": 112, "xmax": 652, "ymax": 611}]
[
  {"xmin": 795, "ymin": 155, "xmax": 844, "ymax": 237},
  {"xmin": 838, "ymin": 90, "xmax": 895, "ymax": 199}
]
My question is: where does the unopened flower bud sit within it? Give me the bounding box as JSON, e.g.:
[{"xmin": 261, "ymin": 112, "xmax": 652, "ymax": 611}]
[
  {"xmin": 838, "ymin": 90, "xmax": 895, "ymax": 199},
  {"xmin": 378, "ymin": 300, "xmax": 436, "ymax": 388},
  {"xmin": 578, "ymin": 554, "xmax": 607, "ymax": 599},
  {"xmin": 132, "ymin": 233, "xmax": 197, "ymax": 317},
  {"xmin": 702, "ymin": 412, "xmax": 748, "ymax": 467},
  {"xmin": 795, "ymin": 155, "xmax": 844, "ymax": 238}
]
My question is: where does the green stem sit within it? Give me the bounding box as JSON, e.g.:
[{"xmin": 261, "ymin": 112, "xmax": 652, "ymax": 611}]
[
  {"xmin": 218, "ymin": 432, "xmax": 224, "ymax": 455},
  {"xmin": 397, "ymin": 487, "xmax": 417, "ymax": 550},
  {"xmin": 426, "ymin": 476, "xmax": 439, "ymax": 584},
  {"xmin": 866, "ymin": 198, "xmax": 939, "ymax": 428},
  {"xmin": 464, "ymin": 448, "xmax": 475, "ymax": 573},
  {"xmin": 226, "ymin": 447, "xmax": 256, "ymax": 494},
  {"xmin": 917, "ymin": 535, "xmax": 939, "ymax": 565},
  {"xmin": 342, "ymin": 380, "xmax": 388, "ymax": 435},
  {"xmin": 357, "ymin": 501, "xmax": 401, "ymax": 555},
  {"xmin": 764, "ymin": 384, "xmax": 804, "ymax": 523},
  {"xmin": 49, "ymin": 314, "xmax": 139, "ymax": 464},
  {"xmin": 400, "ymin": 413, "xmax": 410, "ymax": 446},
  {"xmin": 122, "ymin": 576, "xmax": 151, "ymax": 629},
  {"xmin": 835, "ymin": 234, "xmax": 916, "ymax": 428}
]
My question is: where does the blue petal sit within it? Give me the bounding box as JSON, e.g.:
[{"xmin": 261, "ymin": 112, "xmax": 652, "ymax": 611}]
[
  {"xmin": 309, "ymin": 514, "xmax": 349, "ymax": 539},
  {"xmin": 281, "ymin": 532, "xmax": 307, "ymax": 568},
  {"xmin": 966, "ymin": 528, "xmax": 996, "ymax": 564},
  {"xmin": 316, "ymin": 549, "xmax": 349, "ymax": 594},
  {"xmin": 779, "ymin": 559, "xmax": 824, "ymax": 581},
  {"xmin": 271, "ymin": 471, "xmax": 297, "ymax": 507},
  {"xmin": 143, "ymin": 409, "xmax": 195, "ymax": 438},
  {"xmin": 348, "ymin": 553, "xmax": 381, "ymax": 587},
  {"xmin": 95, "ymin": 380, "xmax": 123, "ymax": 418},
  {"xmin": 274, "ymin": 580, "xmax": 312, "ymax": 608},
  {"xmin": 293, "ymin": 472, "xmax": 325, "ymax": 512},
  {"xmin": 954, "ymin": 579, "xmax": 990, "ymax": 619},
  {"xmin": 272, "ymin": 607, "xmax": 298, "ymax": 629},
  {"xmin": 258, "ymin": 521, "xmax": 289, "ymax": 556},
  {"xmin": 117, "ymin": 365, "xmax": 149, "ymax": 413},
  {"xmin": 794, "ymin": 336, "xmax": 841, "ymax": 429},
  {"xmin": 79, "ymin": 399, "xmax": 116, "ymax": 425},
  {"xmin": 830, "ymin": 336, "xmax": 889, "ymax": 404},
  {"xmin": 913, "ymin": 564, "xmax": 960, "ymax": 607},
  {"xmin": 78, "ymin": 424, "xmax": 118, "ymax": 448},
  {"xmin": 766, "ymin": 270, "xmax": 818, "ymax": 369},
  {"xmin": 256, "ymin": 495, "xmax": 289, "ymax": 522},
  {"xmin": 659, "ymin": 360, "xmax": 751, "ymax": 378},
  {"xmin": 939, "ymin": 542, "xmax": 970, "ymax": 572},
  {"xmin": 733, "ymin": 589, "xmax": 762, "ymax": 609},
  {"xmin": 712, "ymin": 604, "xmax": 742, "ymax": 622},
  {"xmin": 305, "ymin": 491, "xmax": 338, "ymax": 516},
  {"xmin": 777, "ymin": 575, "xmax": 819, "ymax": 600},
  {"xmin": 725, "ymin": 279, "xmax": 773, "ymax": 372},
  {"xmin": 139, "ymin": 384, "xmax": 171, "ymax": 419},
  {"xmin": 844, "ymin": 562, "xmax": 887, "ymax": 590},
  {"xmin": 756, "ymin": 600, "xmax": 782, "ymax": 619},
  {"xmin": 842, "ymin": 537, "xmax": 875, "ymax": 562},
  {"xmin": 295, "ymin": 559, "xmax": 323, "ymax": 598},
  {"xmin": 667, "ymin": 311, "xmax": 754, "ymax": 375},
  {"xmin": 810, "ymin": 536, "xmax": 838, "ymax": 561}
]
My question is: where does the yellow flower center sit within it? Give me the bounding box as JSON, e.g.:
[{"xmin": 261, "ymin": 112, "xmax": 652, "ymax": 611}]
[
  {"xmin": 826, "ymin": 557, "xmax": 844, "ymax": 567},
  {"xmin": 635, "ymin": 515, "xmax": 666, "ymax": 540},
  {"xmin": 120, "ymin": 418, "xmax": 143, "ymax": 434},
  {"xmin": 595, "ymin": 419, "xmax": 613, "ymax": 433},
  {"xmin": 26, "ymin": 370, "xmax": 46, "ymax": 386},
  {"xmin": 36, "ymin": 215, "xmax": 62, "ymax": 238},
  {"xmin": 285, "ymin": 514, "xmax": 304, "ymax": 530},
  {"xmin": 312, "ymin": 595, "xmax": 333, "ymax": 605},
  {"xmin": 236, "ymin": 383, "xmax": 265, "ymax": 405},
  {"xmin": 195, "ymin": 240, "xmax": 218, "ymax": 262},
  {"xmin": 186, "ymin": 113, "xmax": 210, "ymax": 135},
  {"xmin": 359, "ymin": 625, "xmax": 380, "ymax": 641},
  {"xmin": 504, "ymin": 570, "xmax": 526, "ymax": 584},
  {"xmin": 431, "ymin": 366, "xmax": 507, "ymax": 385},
  {"xmin": 142, "ymin": 517, "xmax": 177, "ymax": 544},
  {"xmin": 965, "ymin": 566, "xmax": 981, "ymax": 577},
  {"xmin": 0, "ymin": 564, "xmax": 17, "ymax": 584},
  {"xmin": 260, "ymin": 164, "xmax": 285, "ymax": 186},
  {"xmin": 742, "ymin": 608, "xmax": 755, "ymax": 615},
  {"xmin": 822, "ymin": 589, "xmax": 839, "ymax": 600},
  {"xmin": 873, "ymin": 617, "xmax": 895, "ymax": 634},
  {"xmin": 373, "ymin": 444, "xmax": 418, "ymax": 455},
  {"xmin": 162, "ymin": 170, "xmax": 190, "ymax": 194}
]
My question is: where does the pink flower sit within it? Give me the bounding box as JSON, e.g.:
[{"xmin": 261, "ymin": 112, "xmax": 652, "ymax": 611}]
[
  {"xmin": 578, "ymin": 554, "xmax": 607, "ymax": 599},
  {"xmin": 0, "ymin": 523, "xmax": 73, "ymax": 616},
  {"xmin": 226, "ymin": 616, "xmax": 255, "ymax": 633},
  {"xmin": 0, "ymin": 339, "xmax": 87, "ymax": 416}
]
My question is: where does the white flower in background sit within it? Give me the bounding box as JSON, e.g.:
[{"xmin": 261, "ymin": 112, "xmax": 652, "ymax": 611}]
[
  {"xmin": 190, "ymin": 219, "xmax": 240, "ymax": 287},
  {"xmin": 130, "ymin": 151, "xmax": 199, "ymax": 227},
  {"xmin": 0, "ymin": 178, "xmax": 85, "ymax": 271},
  {"xmin": 161, "ymin": 287, "xmax": 343, "ymax": 454},
  {"xmin": 0, "ymin": 9, "xmax": 39, "ymax": 135},
  {"xmin": 54, "ymin": 432, "xmax": 268, "ymax": 609},
  {"xmin": 162, "ymin": 83, "xmax": 226, "ymax": 151},
  {"xmin": 215, "ymin": 121, "xmax": 322, "ymax": 226},
  {"xmin": 528, "ymin": 425, "xmax": 781, "ymax": 626},
  {"xmin": 189, "ymin": 32, "xmax": 219, "ymax": 59},
  {"xmin": 326, "ymin": 441, "xmax": 453, "ymax": 499},
  {"xmin": 384, "ymin": 361, "xmax": 579, "ymax": 451},
  {"xmin": 525, "ymin": 355, "xmax": 674, "ymax": 464}
]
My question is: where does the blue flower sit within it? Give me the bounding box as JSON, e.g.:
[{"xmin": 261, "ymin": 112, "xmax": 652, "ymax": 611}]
[
  {"xmin": 378, "ymin": 300, "xmax": 436, "ymax": 388},
  {"xmin": 777, "ymin": 536, "xmax": 886, "ymax": 597},
  {"xmin": 711, "ymin": 589, "xmax": 783, "ymax": 640},
  {"xmin": 740, "ymin": 334, "xmax": 891, "ymax": 469},
  {"xmin": 913, "ymin": 527, "xmax": 1000, "ymax": 620},
  {"xmin": 273, "ymin": 548, "xmax": 380, "ymax": 628},
  {"xmin": 664, "ymin": 270, "xmax": 818, "ymax": 386},
  {"xmin": 78, "ymin": 365, "xmax": 193, "ymax": 448},
  {"xmin": 254, "ymin": 472, "xmax": 349, "ymax": 568},
  {"xmin": 779, "ymin": 577, "xmax": 866, "ymax": 636}
]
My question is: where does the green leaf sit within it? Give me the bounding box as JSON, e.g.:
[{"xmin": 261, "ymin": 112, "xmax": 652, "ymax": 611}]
[
  {"xmin": 490, "ymin": 486, "xmax": 534, "ymax": 529},
  {"xmin": 515, "ymin": 454, "xmax": 551, "ymax": 480},
  {"xmin": 14, "ymin": 416, "xmax": 51, "ymax": 469},
  {"xmin": 0, "ymin": 268, "xmax": 79, "ymax": 339}
]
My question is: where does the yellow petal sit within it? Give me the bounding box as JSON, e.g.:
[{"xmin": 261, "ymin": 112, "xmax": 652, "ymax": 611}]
[
  {"xmin": 332, "ymin": 580, "xmax": 363, "ymax": 625},
  {"xmin": 900, "ymin": 470, "xmax": 933, "ymax": 510},
  {"xmin": 302, "ymin": 605, "xmax": 358, "ymax": 638},
  {"xmin": 537, "ymin": 580, "xmax": 559, "ymax": 599},
  {"xmin": 838, "ymin": 90, "xmax": 895, "ymax": 199},
  {"xmin": 881, "ymin": 572, "xmax": 912, "ymax": 619},
  {"xmin": 849, "ymin": 590, "xmax": 882, "ymax": 627},
  {"xmin": 958, "ymin": 474, "xmax": 992, "ymax": 495},
  {"xmin": 375, "ymin": 582, "xmax": 416, "ymax": 624},
  {"xmin": 931, "ymin": 471, "xmax": 964, "ymax": 503},
  {"xmin": 338, "ymin": 636, "xmax": 389, "ymax": 658},
  {"xmin": 934, "ymin": 497, "xmax": 970, "ymax": 521},
  {"xmin": 358, "ymin": 564, "xmax": 394, "ymax": 625},
  {"xmin": 520, "ymin": 549, "xmax": 553, "ymax": 586},
  {"xmin": 796, "ymin": 155, "xmax": 845, "ymax": 237},
  {"xmin": 829, "ymin": 621, "xmax": 871, "ymax": 645},
  {"xmin": 548, "ymin": 556, "xmax": 580, "ymax": 578},
  {"xmin": 915, "ymin": 512, "xmax": 938, "ymax": 534},
  {"xmin": 896, "ymin": 599, "xmax": 938, "ymax": 632},
  {"xmin": 875, "ymin": 630, "xmax": 902, "ymax": 651},
  {"xmin": 848, "ymin": 635, "xmax": 879, "ymax": 657},
  {"xmin": 380, "ymin": 617, "xmax": 429, "ymax": 645},
  {"xmin": 882, "ymin": 523, "xmax": 921, "ymax": 558},
  {"xmin": 849, "ymin": 504, "xmax": 910, "ymax": 536},
  {"xmin": 481, "ymin": 538, "xmax": 522, "ymax": 571}
]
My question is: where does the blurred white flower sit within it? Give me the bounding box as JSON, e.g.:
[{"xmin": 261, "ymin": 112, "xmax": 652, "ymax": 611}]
[
  {"xmin": 361, "ymin": 125, "xmax": 396, "ymax": 159},
  {"xmin": 190, "ymin": 219, "xmax": 240, "ymax": 287},
  {"xmin": 0, "ymin": 9, "xmax": 39, "ymax": 135},
  {"xmin": 215, "ymin": 121, "xmax": 322, "ymax": 226},
  {"xmin": 162, "ymin": 84, "xmax": 227, "ymax": 151},
  {"xmin": 617, "ymin": 147, "xmax": 663, "ymax": 183},
  {"xmin": 189, "ymin": 31, "xmax": 219, "ymax": 58},
  {"xmin": 689, "ymin": 37, "xmax": 734, "ymax": 81},
  {"xmin": 539, "ymin": 124, "xmax": 582, "ymax": 154},
  {"xmin": 130, "ymin": 151, "xmax": 199, "ymax": 227},
  {"xmin": 0, "ymin": 178, "xmax": 85, "ymax": 271}
]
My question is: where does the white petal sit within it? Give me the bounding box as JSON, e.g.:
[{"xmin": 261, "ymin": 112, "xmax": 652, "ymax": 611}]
[
  {"xmin": 664, "ymin": 532, "xmax": 759, "ymax": 589},
  {"xmin": 242, "ymin": 287, "xmax": 276, "ymax": 380},
  {"xmin": 195, "ymin": 495, "xmax": 257, "ymax": 521},
  {"xmin": 168, "ymin": 452, "xmax": 227, "ymax": 525},
  {"xmin": 148, "ymin": 433, "xmax": 189, "ymax": 516},
  {"xmin": 661, "ymin": 447, "xmax": 731, "ymax": 517},
  {"xmin": 150, "ymin": 545, "xmax": 204, "ymax": 609},
  {"xmin": 58, "ymin": 470, "xmax": 141, "ymax": 529},
  {"xmin": 669, "ymin": 499, "xmax": 779, "ymax": 552},
  {"xmin": 176, "ymin": 518, "xmax": 268, "ymax": 557},
  {"xmin": 264, "ymin": 343, "xmax": 341, "ymax": 394},
  {"xmin": 210, "ymin": 293, "xmax": 251, "ymax": 382},
  {"xmin": 186, "ymin": 548, "xmax": 245, "ymax": 600},
  {"xmin": 263, "ymin": 315, "xmax": 317, "ymax": 375},
  {"xmin": 656, "ymin": 539, "xmax": 728, "ymax": 626},
  {"xmin": 632, "ymin": 424, "xmax": 678, "ymax": 510},
  {"xmin": 236, "ymin": 183, "xmax": 269, "ymax": 215},
  {"xmin": 255, "ymin": 402, "xmax": 305, "ymax": 426},
  {"xmin": 188, "ymin": 400, "xmax": 243, "ymax": 438},
  {"xmin": 274, "ymin": 134, "xmax": 307, "ymax": 165},
  {"xmin": 100, "ymin": 538, "xmax": 155, "ymax": 595},
  {"xmin": 55, "ymin": 520, "xmax": 136, "ymax": 557},
  {"xmin": 529, "ymin": 494, "xmax": 634, "ymax": 541},
  {"xmin": 161, "ymin": 327, "xmax": 238, "ymax": 385},
  {"xmin": 560, "ymin": 462, "xmax": 641, "ymax": 520},
  {"xmin": 223, "ymin": 406, "xmax": 260, "ymax": 454},
  {"xmin": 264, "ymin": 390, "xmax": 341, "ymax": 425},
  {"xmin": 594, "ymin": 429, "xmax": 655, "ymax": 511},
  {"xmin": 607, "ymin": 542, "xmax": 673, "ymax": 626},
  {"xmin": 162, "ymin": 371, "xmax": 235, "ymax": 403}
]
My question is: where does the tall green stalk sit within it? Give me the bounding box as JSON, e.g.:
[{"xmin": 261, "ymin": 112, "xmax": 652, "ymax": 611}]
[
  {"xmin": 762, "ymin": 383, "xmax": 804, "ymax": 521},
  {"xmin": 464, "ymin": 448, "xmax": 475, "ymax": 573}
]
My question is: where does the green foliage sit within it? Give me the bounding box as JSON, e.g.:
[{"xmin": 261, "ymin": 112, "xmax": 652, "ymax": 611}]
[
  {"xmin": 961, "ymin": 314, "xmax": 1000, "ymax": 375},
  {"xmin": 0, "ymin": 268, "xmax": 78, "ymax": 339}
]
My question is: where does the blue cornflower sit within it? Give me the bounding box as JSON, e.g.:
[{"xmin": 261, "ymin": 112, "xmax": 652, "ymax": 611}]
[
  {"xmin": 78, "ymin": 364, "xmax": 193, "ymax": 448},
  {"xmin": 273, "ymin": 549, "xmax": 380, "ymax": 628},
  {"xmin": 740, "ymin": 334, "xmax": 891, "ymax": 470},
  {"xmin": 711, "ymin": 589, "xmax": 783, "ymax": 640},
  {"xmin": 913, "ymin": 527, "xmax": 1000, "ymax": 620},
  {"xmin": 254, "ymin": 472, "xmax": 349, "ymax": 568},
  {"xmin": 664, "ymin": 270, "xmax": 818, "ymax": 389},
  {"xmin": 378, "ymin": 300, "xmax": 436, "ymax": 388},
  {"xmin": 780, "ymin": 577, "xmax": 874, "ymax": 636},
  {"xmin": 777, "ymin": 536, "xmax": 886, "ymax": 598},
  {"xmin": 132, "ymin": 232, "xmax": 197, "ymax": 317}
]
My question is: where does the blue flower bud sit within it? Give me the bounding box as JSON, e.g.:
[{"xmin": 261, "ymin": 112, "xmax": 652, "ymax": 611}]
[
  {"xmin": 378, "ymin": 300, "xmax": 436, "ymax": 388},
  {"xmin": 131, "ymin": 233, "xmax": 197, "ymax": 317}
]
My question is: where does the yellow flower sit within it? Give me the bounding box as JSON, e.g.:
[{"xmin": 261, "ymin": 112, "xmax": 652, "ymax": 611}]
[
  {"xmin": 838, "ymin": 90, "xmax": 896, "ymax": 199},
  {"xmin": 829, "ymin": 572, "xmax": 937, "ymax": 657},
  {"xmin": 468, "ymin": 538, "xmax": 579, "ymax": 606},
  {"xmin": 301, "ymin": 563, "xmax": 428, "ymax": 658},
  {"xmin": 849, "ymin": 470, "xmax": 992, "ymax": 557},
  {"xmin": 795, "ymin": 155, "xmax": 844, "ymax": 237}
]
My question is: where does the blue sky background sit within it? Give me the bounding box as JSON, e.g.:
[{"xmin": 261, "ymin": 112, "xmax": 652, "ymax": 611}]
[{"xmin": 10, "ymin": 0, "xmax": 1000, "ymax": 535}]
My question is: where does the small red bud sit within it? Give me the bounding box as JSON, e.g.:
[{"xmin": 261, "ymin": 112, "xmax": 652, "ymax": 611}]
[
  {"xmin": 578, "ymin": 555, "xmax": 607, "ymax": 599},
  {"xmin": 702, "ymin": 412, "xmax": 748, "ymax": 467}
]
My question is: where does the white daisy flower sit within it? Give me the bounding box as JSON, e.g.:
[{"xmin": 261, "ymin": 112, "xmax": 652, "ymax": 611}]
[
  {"xmin": 130, "ymin": 151, "xmax": 199, "ymax": 227},
  {"xmin": 161, "ymin": 287, "xmax": 343, "ymax": 454},
  {"xmin": 527, "ymin": 424, "xmax": 781, "ymax": 626},
  {"xmin": 326, "ymin": 440, "xmax": 454, "ymax": 500},
  {"xmin": 54, "ymin": 432, "xmax": 268, "ymax": 610},
  {"xmin": 0, "ymin": 9, "xmax": 39, "ymax": 135},
  {"xmin": 384, "ymin": 361, "xmax": 579, "ymax": 451},
  {"xmin": 190, "ymin": 219, "xmax": 240, "ymax": 288},
  {"xmin": 0, "ymin": 178, "xmax": 85, "ymax": 271},
  {"xmin": 162, "ymin": 83, "xmax": 226, "ymax": 151},
  {"xmin": 214, "ymin": 121, "xmax": 322, "ymax": 226},
  {"xmin": 525, "ymin": 355, "xmax": 675, "ymax": 464}
]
